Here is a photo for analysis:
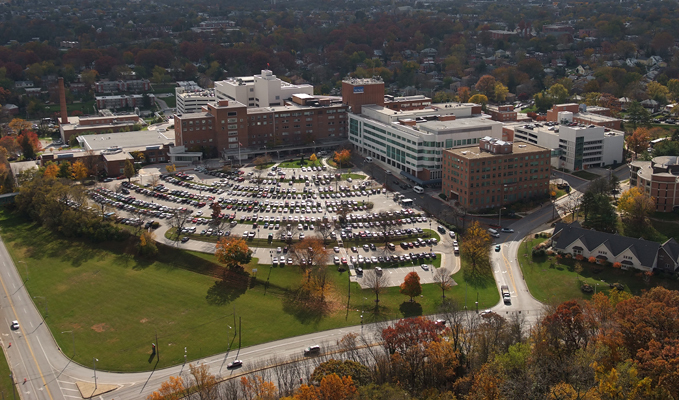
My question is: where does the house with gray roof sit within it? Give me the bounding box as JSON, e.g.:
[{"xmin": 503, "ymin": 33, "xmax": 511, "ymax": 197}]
[{"xmin": 552, "ymin": 222, "xmax": 679, "ymax": 273}]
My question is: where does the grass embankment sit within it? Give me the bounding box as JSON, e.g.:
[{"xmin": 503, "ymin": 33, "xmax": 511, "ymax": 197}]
[
  {"xmin": 0, "ymin": 209, "xmax": 496, "ymax": 372},
  {"xmin": 518, "ymin": 237, "xmax": 679, "ymax": 305},
  {"xmin": 571, "ymin": 170, "xmax": 601, "ymax": 181},
  {"xmin": 341, "ymin": 174, "xmax": 366, "ymax": 181}
]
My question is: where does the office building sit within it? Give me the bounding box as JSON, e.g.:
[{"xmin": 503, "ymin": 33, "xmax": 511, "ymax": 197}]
[
  {"xmin": 503, "ymin": 120, "xmax": 624, "ymax": 171},
  {"xmin": 441, "ymin": 137, "xmax": 551, "ymax": 210},
  {"xmin": 630, "ymin": 156, "xmax": 679, "ymax": 212},
  {"xmin": 546, "ymin": 103, "xmax": 621, "ymax": 130},
  {"xmin": 214, "ymin": 69, "xmax": 314, "ymax": 107},
  {"xmin": 175, "ymin": 82, "xmax": 216, "ymax": 114},
  {"xmin": 94, "ymin": 79, "xmax": 151, "ymax": 93},
  {"xmin": 344, "ymin": 77, "xmax": 502, "ymax": 185}
]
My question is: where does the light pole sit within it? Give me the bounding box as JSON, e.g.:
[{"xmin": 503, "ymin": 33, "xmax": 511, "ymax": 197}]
[
  {"xmin": 18, "ymin": 261, "xmax": 27, "ymax": 282},
  {"xmin": 61, "ymin": 331, "xmax": 75, "ymax": 358},
  {"xmin": 595, "ymin": 283, "xmax": 599, "ymax": 294},
  {"xmin": 93, "ymin": 358, "xmax": 99, "ymax": 391},
  {"xmin": 498, "ymin": 207, "xmax": 506, "ymax": 228}
]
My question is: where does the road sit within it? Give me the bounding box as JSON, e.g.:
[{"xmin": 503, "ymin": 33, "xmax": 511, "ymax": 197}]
[{"xmin": 0, "ymin": 162, "xmax": 629, "ymax": 399}]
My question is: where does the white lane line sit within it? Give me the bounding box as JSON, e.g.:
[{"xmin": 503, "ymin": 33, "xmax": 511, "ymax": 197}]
[{"xmin": 63, "ymin": 395, "xmax": 81, "ymax": 399}]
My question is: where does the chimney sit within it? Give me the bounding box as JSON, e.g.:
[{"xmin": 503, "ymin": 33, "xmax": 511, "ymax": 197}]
[{"xmin": 58, "ymin": 77, "xmax": 68, "ymax": 124}]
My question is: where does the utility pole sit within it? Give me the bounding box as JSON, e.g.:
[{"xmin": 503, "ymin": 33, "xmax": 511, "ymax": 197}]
[
  {"xmin": 155, "ymin": 332, "xmax": 159, "ymax": 362},
  {"xmin": 238, "ymin": 317, "xmax": 242, "ymax": 350}
]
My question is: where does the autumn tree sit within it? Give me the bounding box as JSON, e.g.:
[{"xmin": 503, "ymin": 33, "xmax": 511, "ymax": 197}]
[
  {"xmin": 646, "ymin": 81, "xmax": 669, "ymax": 104},
  {"xmin": 240, "ymin": 376, "xmax": 277, "ymax": 400},
  {"xmin": 363, "ymin": 269, "xmax": 389, "ymax": 305},
  {"xmin": 146, "ymin": 376, "xmax": 186, "ymax": 400},
  {"xmin": 187, "ymin": 363, "xmax": 217, "ymax": 400},
  {"xmin": 43, "ymin": 162, "xmax": 59, "ymax": 179},
  {"xmin": 215, "ymin": 237, "xmax": 253, "ymax": 270},
  {"xmin": 468, "ymin": 94, "xmax": 488, "ymax": 105},
  {"xmin": 210, "ymin": 201, "xmax": 221, "ymax": 220},
  {"xmin": 17, "ymin": 131, "xmax": 41, "ymax": 159},
  {"xmin": 291, "ymin": 238, "xmax": 330, "ymax": 298},
  {"xmin": 460, "ymin": 221, "xmax": 492, "ymax": 275},
  {"xmin": 433, "ymin": 267, "xmax": 453, "ymax": 298},
  {"xmin": 399, "ymin": 271, "xmax": 422, "ymax": 302},
  {"xmin": 494, "ymin": 82, "xmax": 509, "ymax": 103},
  {"xmin": 138, "ymin": 231, "xmax": 158, "ymax": 257},
  {"xmin": 294, "ymin": 374, "xmax": 357, "ymax": 400},
  {"xmin": 548, "ymin": 83, "xmax": 569, "ymax": 104},
  {"xmin": 165, "ymin": 164, "xmax": 177, "ymax": 173},
  {"xmin": 475, "ymin": 75, "xmax": 496, "ymax": 98},
  {"xmin": 253, "ymin": 154, "xmax": 273, "ymax": 169},
  {"xmin": 8, "ymin": 118, "xmax": 31, "ymax": 134},
  {"xmin": 334, "ymin": 149, "xmax": 351, "ymax": 170},
  {"xmin": 169, "ymin": 209, "xmax": 192, "ymax": 242},
  {"xmin": 617, "ymin": 187, "xmax": 655, "ymax": 231},
  {"xmin": 123, "ymin": 159, "xmax": 136, "ymax": 181},
  {"xmin": 310, "ymin": 360, "xmax": 371, "ymax": 386},
  {"xmin": 72, "ymin": 160, "xmax": 88, "ymax": 181},
  {"xmin": 0, "ymin": 136, "xmax": 20, "ymax": 156},
  {"xmin": 310, "ymin": 153, "xmax": 318, "ymax": 163},
  {"xmin": 57, "ymin": 161, "xmax": 72, "ymax": 179},
  {"xmin": 625, "ymin": 127, "xmax": 651, "ymax": 158},
  {"xmin": 457, "ymin": 86, "xmax": 471, "ymax": 102}
]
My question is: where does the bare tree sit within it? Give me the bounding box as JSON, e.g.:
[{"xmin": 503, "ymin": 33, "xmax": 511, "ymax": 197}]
[
  {"xmin": 317, "ymin": 221, "xmax": 333, "ymax": 245},
  {"xmin": 150, "ymin": 174, "xmax": 160, "ymax": 188},
  {"xmin": 557, "ymin": 192, "xmax": 581, "ymax": 221},
  {"xmin": 129, "ymin": 207, "xmax": 148, "ymax": 235},
  {"xmin": 290, "ymin": 238, "xmax": 329, "ymax": 281},
  {"xmin": 364, "ymin": 269, "xmax": 389, "ymax": 305},
  {"xmin": 276, "ymin": 223, "xmax": 298, "ymax": 244},
  {"xmin": 169, "ymin": 208, "xmax": 192, "ymax": 243},
  {"xmin": 433, "ymin": 267, "xmax": 453, "ymax": 298}
]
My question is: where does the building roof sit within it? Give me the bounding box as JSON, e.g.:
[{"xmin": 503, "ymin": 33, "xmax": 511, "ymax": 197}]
[
  {"xmin": 418, "ymin": 117, "xmax": 499, "ymax": 135},
  {"xmin": 552, "ymin": 222, "xmax": 661, "ymax": 268},
  {"xmin": 80, "ymin": 130, "xmax": 174, "ymax": 151},
  {"xmin": 103, "ymin": 152, "xmax": 134, "ymax": 162},
  {"xmin": 444, "ymin": 141, "xmax": 548, "ymax": 159}
]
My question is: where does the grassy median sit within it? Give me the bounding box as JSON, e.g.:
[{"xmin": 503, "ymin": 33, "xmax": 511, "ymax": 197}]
[{"xmin": 0, "ymin": 209, "xmax": 497, "ymax": 372}]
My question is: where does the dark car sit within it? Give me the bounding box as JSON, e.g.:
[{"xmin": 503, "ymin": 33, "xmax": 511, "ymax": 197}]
[{"xmin": 181, "ymin": 236, "xmax": 190, "ymax": 243}]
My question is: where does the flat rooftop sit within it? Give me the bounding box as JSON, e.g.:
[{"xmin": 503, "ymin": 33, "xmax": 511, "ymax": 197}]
[
  {"xmin": 80, "ymin": 130, "xmax": 174, "ymax": 151},
  {"xmin": 418, "ymin": 117, "xmax": 500, "ymax": 135},
  {"xmin": 445, "ymin": 142, "xmax": 549, "ymax": 159}
]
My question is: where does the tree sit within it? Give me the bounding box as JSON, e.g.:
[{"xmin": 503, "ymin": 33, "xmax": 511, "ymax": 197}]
[
  {"xmin": 626, "ymin": 101, "xmax": 651, "ymax": 129},
  {"xmin": 475, "ymin": 75, "xmax": 496, "ymax": 98},
  {"xmin": 626, "ymin": 127, "xmax": 651, "ymax": 157},
  {"xmin": 43, "ymin": 163, "xmax": 58, "ymax": 179},
  {"xmin": 165, "ymin": 164, "xmax": 177, "ymax": 173},
  {"xmin": 215, "ymin": 237, "xmax": 253, "ymax": 270},
  {"xmin": 0, "ymin": 136, "xmax": 20, "ymax": 157},
  {"xmin": 381, "ymin": 317, "xmax": 440, "ymax": 355},
  {"xmin": 138, "ymin": 231, "xmax": 158, "ymax": 257},
  {"xmin": 457, "ymin": 86, "xmax": 471, "ymax": 102},
  {"xmin": 617, "ymin": 187, "xmax": 655, "ymax": 230},
  {"xmin": 253, "ymin": 154, "xmax": 273, "ymax": 169},
  {"xmin": 334, "ymin": 149, "xmax": 351, "ymax": 170},
  {"xmin": 294, "ymin": 374, "xmax": 357, "ymax": 400},
  {"xmin": 548, "ymin": 83, "xmax": 569, "ymax": 104},
  {"xmin": 291, "ymin": 238, "xmax": 329, "ymax": 281},
  {"xmin": 667, "ymin": 79, "xmax": 679, "ymax": 101},
  {"xmin": 169, "ymin": 209, "xmax": 192, "ymax": 242},
  {"xmin": 17, "ymin": 131, "xmax": 41, "ymax": 159},
  {"xmin": 123, "ymin": 159, "xmax": 136, "ymax": 181},
  {"xmin": 72, "ymin": 160, "xmax": 88, "ymax": 181},
  {"xmin": 399, "ymin": 271, "xmax": 422, "ymax": 302},
  {"xmin": 146, "ymin": 376, "xmax": 186, "ymax": 400},
  {"xmin": 240, "ymin": 376, "xmax": 277, "ymax": 400},
  {"xmin": 210, "ymin": 202, "xmax": 221, "ymax": 220},
  {"xmin": 494, "ymin": 82, "xmax": 509, "ymax": 103},
  {"xmin": 187, "ymin": 363, "xmax": 217, "ymax": 400},
  {"xmin": 310, "ymin": 153, "xmax": 318, "ymax": 163},
  {"xmin": 310, "ymin": 360, "xmax": 371, "ymax": 386},
  {"xmin": 57, "ymin": 161, "xmax": 72, "ymax": 179},
  {"xmin": 646, "ymin": 81, "xmax": 669, "ymax": 104},
  {"xmin": 151, "ymin": 66, "xmax": 169, "ymax": 84},
  {"xmin": 468, "ymin": 94, "xmax": 488, "ymax": 105},
  {"xmin": 363, "ymin": 269, "xmax": 389, "ymax": 305},
  {"xmin": 433, "ymin": 268, "xmax": 453, "ymax": 298},
  {"xmin": 460, "ymin": 221, "xmax": 492, "ymax": 275},
  {"xmin": 8, "ymin": 118, "xmax": 31, "ymax": 134}
]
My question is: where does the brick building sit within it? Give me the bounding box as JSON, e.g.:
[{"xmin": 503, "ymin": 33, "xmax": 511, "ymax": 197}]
[
  {"xmin": 441, "ymin": 137, "xmax": 551, "ymax": 210},
  {"xmin": 546, "ymin": 103, "xmax": 621, "ymax": 130},
  {"xmin": 630, "ymin": 156, "xmax": 679, "ymax": 212},
  {"xmin": 486, "ymin": 105, "xmax": 518, "ymax": 122},
  {"xmin": 95, "ymin": 79, "xmax": 151, "ymax": 93}
]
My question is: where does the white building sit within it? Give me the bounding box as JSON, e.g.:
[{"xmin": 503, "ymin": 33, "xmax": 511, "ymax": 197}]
[
  {"xmin": 504, "ymin": 122, "xmax": 624, "ymax": 171},
  {"xmin": 175, "ymin": 82, "xmax": 216, "ymax": 114},
  {"xmin": 214, "ymin": 70, "xmax": 314, "ymax": 108},
  {"xmin": 348, "ymin": 104, "xmax": 503, "ymax": 185}
]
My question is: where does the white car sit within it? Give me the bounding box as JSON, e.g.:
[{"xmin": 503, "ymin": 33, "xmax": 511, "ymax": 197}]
[
  {"xmin": 227, "ymin": 360, "xmax": 243, "ymax": 369},
  {"xmin": 334, "ymin": 256, "xmax": 340, "ymax": 264},
  {"xmin": 10, "ymin": 320, "xmax": 19, "ymax": 330}
]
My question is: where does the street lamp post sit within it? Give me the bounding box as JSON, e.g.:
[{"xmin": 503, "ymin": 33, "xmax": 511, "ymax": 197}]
[
  {"xmin": 33, "ymin": 296, "xmax": 47, "ymax": 319},
  {"xmin": 93, "ymin": 358, "xmax": 99, "ymax": 391},
  {"xmin": 498, "ymin": 207, "xmax": 506, "ymax": 228},
  {"xmin": 18, "ymin": 261, "xmax": 27, "ymax": 282},
  {"xmin": 61, "ymin": 331, "xmax": 74, "ymax": 358}
]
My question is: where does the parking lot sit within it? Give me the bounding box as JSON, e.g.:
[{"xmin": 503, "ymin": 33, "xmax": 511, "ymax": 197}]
[{"xmin": 353, "ymin": 263, "xmax": 442, "ymax": 288}]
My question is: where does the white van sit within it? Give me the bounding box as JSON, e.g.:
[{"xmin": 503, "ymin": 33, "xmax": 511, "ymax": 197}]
[
  {"xmin": 364, "ymin": 157, "xmax": 373, "ymax": 163},
  {"xmin": 488, "ymin": 228, "xmax": 500, "ymax": 238},
  {"xmin": 413, "ymin": 186, "xmax": 424, "ymax": 194}
]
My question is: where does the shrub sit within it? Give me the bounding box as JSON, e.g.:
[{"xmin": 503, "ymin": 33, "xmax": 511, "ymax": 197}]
[
  {"xmin": 576, "ymin": 254, "xmax": 584, "ymax": 261},
  {"xmin": 581, "ymin": 283, "xmax": 594, "ymax": 293},
  {"xmin": 438, "ymin": 193, "xmax": 447, "ymax": 200},
  {"xmin": 610, "ymin": 282, "xmax": 625, "ymax": 291},
  {"xmin": 546, "ymin": 250, "xmax": 555, "ymax": 256},
  {"xmin": 612, "ymin": 262, "xmax": 622, "ymax": 269},
  {"xmin": 588, "ymin": 256, "xmax": 597, "ymax": 264},
  {"xmin": 532, "ymin": 248, "xmax": 546, "ymax": 257},
  {"xmin": 565, "ymin": 254, "xmax": 572, "ymax": 259}
]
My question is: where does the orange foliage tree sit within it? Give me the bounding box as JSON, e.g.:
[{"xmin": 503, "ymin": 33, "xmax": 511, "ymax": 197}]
[
  {"xmin": 399, "ymin": 271, "xmax": 422, "ymax": 302},
  {"xmin": 625, "ymin": 127, "xmax": 650, "ymax": 157},
  {"xmin": 240, "ymin": 376, "xmax": 277, "ymax": 400},
  {"xmin": 146, "ymin": 376, "xmax": 186, "ymax": 400},
  {"xmin": 215, "ymin": 237, "xmax": 253, "ymax": 269},
  {"xmin": 293, "ymin": 374, "xmax": 357, "ymax": 400},
  {"xmin": 333, "ymin": 149, "xmax": 351, "ymax": 170}
]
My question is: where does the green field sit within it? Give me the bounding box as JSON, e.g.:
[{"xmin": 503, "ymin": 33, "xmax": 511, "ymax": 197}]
[
  {"xmin": 341, "ymin": 173, "xmax": 366, "ymax": 181},
  {"xmin": 518, "ymin": 238, "xmax": 679, "ymax": 305},
  {"xmin": 45, "ymin": 100, "xmax": 96, "ymax": 114},
  {"xmin": 0, "ymin": 351, "xmax": 16, "ymax": 400},
  {"xmin": 0, "ymin": 210, "xmax": 497, "ymax": 372},
  {"xmin": 278, "ymin": 159, "xmax": 322, "ymax": 169}
]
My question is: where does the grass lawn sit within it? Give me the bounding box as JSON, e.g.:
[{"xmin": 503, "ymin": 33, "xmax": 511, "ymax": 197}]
[
  {"xmin": 0, "ymin": 351, "xmax": 16, "ymax": 400},
  {"xmin": 326, "ymin": 158, "xmax": 354, "ymax": 169},
  {"xmin": 649, "ymin": 219, "xmax": 679, "ymax": 242},
  {"xmin": 518, "ymin": 238, "xmax": 679, "ymax": 305},
  {"xmin": 0, "ymin": 210, "xmax": 492, "ymax": 372},
  {"xmin": 45, "ymin": 100, "xmax": 96, "ymax": 114},
  {"xmin": 651, "ymin": 211, "xmax": 679, "ymax": 222},
  {"xmin": 572, "ymin": 170, "xmax": 601, "ymax": 181},
  {"xmin": 278, "ymin": 159, "xmax": 322, "ymax": 169},
  {"xmin": 160, "ymin": 96, "xmax": 176, "ymax": 108},
  {"xmin": 255, "ymin": 162, "xmax": 276, "ymax": 170},
  {"xmin": 341, "ymin": 174, "xmax": 366, "ymax": 181}
]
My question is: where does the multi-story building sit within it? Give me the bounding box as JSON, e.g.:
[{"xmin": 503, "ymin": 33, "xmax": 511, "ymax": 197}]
[
  {"xmin": 175, "ymin": 82, "xmax": 216, "ymax": 114},
  {"xmin": 173, "ymin": 94, "xmax": 347, "ymax": 160},
  {"xmin": 94, "ymin": 79, "xmax": 151, "ymax": 93},
  {"xmin": 486, "ymin": 105, "xmax": 518, "ymax": 122},
  {"xmin": 214, "ymin": 70, "xmax": 314, "ymax": 108},
  {"xmin": 59, "ymin": 114, "xmax": 145, "ymax": 143},
  {"xmin": 546, "ymin": 103, "xmax": 621, "ymax": 130},
  {"xmin": 630, "ymin": 156, "xmax": 679, "ymax": 212},
  {"xmin": 503, "ymin": 120, "xmax": 624, "ymax": 171},
  {"xmin": 441, "ymin": 137, "xmax": 551, "ymax": 210},
  {"xmin": 344, "ymin": 78, "xmax": 502, "ymax": 185},
  {"xmin": 95, "ymin": 94, "xmax": 152, "ymax": 110}
]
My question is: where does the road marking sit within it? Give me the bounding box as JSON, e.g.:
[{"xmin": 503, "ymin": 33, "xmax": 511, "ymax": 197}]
[{"xmin": 0, "ymin": 244, "xmax": 55, "ymax": 400}]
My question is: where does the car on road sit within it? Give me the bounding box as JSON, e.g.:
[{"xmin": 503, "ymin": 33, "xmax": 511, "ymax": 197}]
[
  {"xmin": 304, "ymin": 345, "xmax": 321, "ymax": 355},
  {"xmin": 10, "ymin": 320, "xmax": 19, "ymax": 330},
  {"xmin": 495, "ymin": 244, "xmax": 501, "ymax": 252},
  {"xmin": 421, "ymin": 264, "xmax": 429, "ymax": 271},
  {"xmin": 501, "ymin": 228, "xmax": 514, "ymax": 233},
  {"xmin": 385, "ymin": 170, "xmax": 392, "ymax": 175},
  {"xmin": 227, "ymin": 360, "xmax": 243, "ymax": 369},
  {"xmin": 480, "ymin": 310, "xmax": 494, "ymax": 317},
  {"xmin": 181, "ymin": 236, "xmax": 190, "ymax": 243}
]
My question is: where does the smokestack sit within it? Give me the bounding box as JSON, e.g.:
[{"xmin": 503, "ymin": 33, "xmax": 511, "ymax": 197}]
[{"xmin": 58, "ymin": 77, "xmax": 68, "ymax": 124}]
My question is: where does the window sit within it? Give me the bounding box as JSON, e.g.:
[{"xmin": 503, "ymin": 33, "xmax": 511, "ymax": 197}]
[{"xmin": 228, "ymin": 137, "xmax": 237, "ymax": 143}]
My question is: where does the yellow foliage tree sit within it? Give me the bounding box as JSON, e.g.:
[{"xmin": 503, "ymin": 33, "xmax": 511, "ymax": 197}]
[
  {"xmin": 165, "ymin": 164, "xmax": 177, "ymax": 173},
  {"xmin": 43, "ymin": 163, "xmax": 59, "ymax": 179},
  {"xmin": 468, "ymin": 94, "xmax": 488, "ymax": 105},
  {"xmin": 8, "ymin": 118, "xmax": 32, "ymax": 134},
  {"xmin": 617, "ymin": 187, "xmax": 655, "ymax": 229},
  {"xmin": 293, "ymin": 374, "xmax": 357, "ymax": 400},
  {"xmin": 460, "ymin": 221, "xmax": 492, "ymax": 275},
  {"xmin": 240, "ymin": 376, "xmax": 277, "ymax": 400},
  {"xmin": 215, "ymin": 237, "xmax": 253, "ymax": 269},
  {"xmin": 309, "ymin": 153, "xmax": 318, "ymax": 163},
  {"xmin": 72, "ymin": 160, "xmax": 88, "ymax": 181},
  {"xmin": 625, "ymin": 127, "xmax": 651, "ymax": 156},
  {"xmin": 494, "ymin": 82, "xmax": 509, "ymax": 102},
  {"xmin": 333, "ymin": 149, "xmax": 351, "ymax": 169}
]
